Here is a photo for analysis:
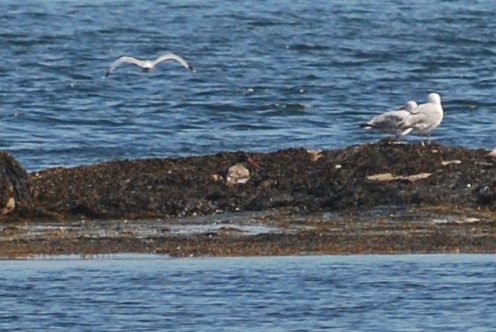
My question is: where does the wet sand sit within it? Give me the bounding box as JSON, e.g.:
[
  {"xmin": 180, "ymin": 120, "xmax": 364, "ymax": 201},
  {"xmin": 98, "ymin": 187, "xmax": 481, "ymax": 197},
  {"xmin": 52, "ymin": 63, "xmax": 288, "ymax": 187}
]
[{"xmin": 1, "ymin": 141, "xmax": 495, "ymax": 258}]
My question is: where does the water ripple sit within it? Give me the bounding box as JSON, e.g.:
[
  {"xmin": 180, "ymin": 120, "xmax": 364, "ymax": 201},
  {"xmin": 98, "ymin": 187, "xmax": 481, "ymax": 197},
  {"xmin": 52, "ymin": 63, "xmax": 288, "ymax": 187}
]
[
  {"xmin": 0, "ymin": 255, "xmax": 495, "ymax": 330},
  {"xmin": 1, "ymin": 0, "xmax": 495, "ymax": 171}
]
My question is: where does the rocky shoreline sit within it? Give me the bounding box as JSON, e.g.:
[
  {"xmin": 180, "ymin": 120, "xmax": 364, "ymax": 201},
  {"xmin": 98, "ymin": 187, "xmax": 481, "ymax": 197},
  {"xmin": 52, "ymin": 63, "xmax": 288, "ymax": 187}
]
[{"xmin": 1, "ymin": 141, "xmax": 496, "ymax": 258}]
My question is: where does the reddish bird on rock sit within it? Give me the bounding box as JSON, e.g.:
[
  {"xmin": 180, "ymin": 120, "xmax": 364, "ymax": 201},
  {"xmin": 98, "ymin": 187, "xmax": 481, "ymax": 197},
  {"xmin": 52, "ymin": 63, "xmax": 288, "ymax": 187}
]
[{"xmin": 226, "ymin": 154, "xmax": 261, "ymax": 186}]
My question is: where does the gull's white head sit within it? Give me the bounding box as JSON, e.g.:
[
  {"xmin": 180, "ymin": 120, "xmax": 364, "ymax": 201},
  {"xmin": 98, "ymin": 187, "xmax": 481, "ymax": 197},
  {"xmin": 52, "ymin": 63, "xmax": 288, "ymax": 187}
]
[
  {"xmin": 427, "ymin": 93, "xmax": 441, "ymax": 105},
  {"xmin": 405, "ymin": 101, "xmax": 418, "ymax": 112}
]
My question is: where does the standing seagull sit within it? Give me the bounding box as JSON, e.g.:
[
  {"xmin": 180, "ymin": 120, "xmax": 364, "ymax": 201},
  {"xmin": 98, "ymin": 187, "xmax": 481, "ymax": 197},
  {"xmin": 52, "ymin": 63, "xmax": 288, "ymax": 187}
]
[
  {"xmin": 105, "ymin": 52, "xmax": 194, "ymax": 77},
  {"xmin": 359, "ymin": 100, "xmax": 418, "ymax": 140},
  {"xmin": 397, "ymin": 93, "xmax": 444, "ymax": 144}
]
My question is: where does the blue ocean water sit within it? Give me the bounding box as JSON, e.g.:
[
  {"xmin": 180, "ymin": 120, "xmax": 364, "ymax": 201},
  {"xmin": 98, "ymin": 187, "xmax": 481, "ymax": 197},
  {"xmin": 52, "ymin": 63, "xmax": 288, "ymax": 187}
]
[
  {"xmin": 2, "ymin": 3, "xmax": 496, "ymax": 330},
  {"xmin": 1, "ymin": 254, "xmax": 495, "ymax": 331},
  {"xmin": 0, "ymin": 0, "xmax": 495, "ymax": 171}
]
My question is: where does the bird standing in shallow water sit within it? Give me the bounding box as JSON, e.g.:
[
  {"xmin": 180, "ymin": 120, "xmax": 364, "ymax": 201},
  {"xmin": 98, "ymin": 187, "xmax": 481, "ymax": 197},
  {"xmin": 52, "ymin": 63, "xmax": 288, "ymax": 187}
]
[
  {"xmin": 360, "ymin": 100, "xmax": 417, "ymax": 140},
  {"xmin": 105, "ymin": 52, "xmax": 194, "ymax": 77},
  {"xmin": 226, "ymin": 154, "xmax": 261, "ymax": 186}
]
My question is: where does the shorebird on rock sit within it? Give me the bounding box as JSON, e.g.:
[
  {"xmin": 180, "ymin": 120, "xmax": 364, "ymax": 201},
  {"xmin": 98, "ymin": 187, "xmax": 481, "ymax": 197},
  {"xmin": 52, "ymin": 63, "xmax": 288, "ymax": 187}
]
[
  {"xmin": 226, "ymin": 154, "xmax": 261, "ymax": 186},
  {"xmin": 360, "ymin": 101, "xmax": 417, "ymax": 140},
  {"xmin": 488, "ymin": 149, "xmax": 496, "ymax": 158},
  {"xmin": 397, "ymin": 92, "xmax": 444, "ymax": 144}
]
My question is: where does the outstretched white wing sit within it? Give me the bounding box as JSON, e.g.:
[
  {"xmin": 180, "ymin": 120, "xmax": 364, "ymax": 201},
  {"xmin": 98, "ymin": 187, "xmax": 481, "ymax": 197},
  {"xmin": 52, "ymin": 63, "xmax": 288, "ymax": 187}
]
[
  {"xmin": 105, "ymin": 56, "xmax": 146, "ymax": 76},
  {"xmin": 152, "ymin": 52, "xmax": 194, "ymax": 71}
]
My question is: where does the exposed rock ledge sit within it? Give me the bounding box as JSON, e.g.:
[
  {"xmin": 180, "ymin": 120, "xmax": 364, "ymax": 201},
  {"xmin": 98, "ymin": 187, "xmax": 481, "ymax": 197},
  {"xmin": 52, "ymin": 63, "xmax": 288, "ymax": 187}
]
[{"xmin": 1, "ymin": 141, "xmax": 496, "ymax": 257}]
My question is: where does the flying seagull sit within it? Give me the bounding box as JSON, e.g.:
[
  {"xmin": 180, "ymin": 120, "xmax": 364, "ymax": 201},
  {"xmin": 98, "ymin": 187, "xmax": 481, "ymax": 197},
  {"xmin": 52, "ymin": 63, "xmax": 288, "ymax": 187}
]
[{"xmin": 105, "ymin": 52, "xmax": 194, "ymax": 77}]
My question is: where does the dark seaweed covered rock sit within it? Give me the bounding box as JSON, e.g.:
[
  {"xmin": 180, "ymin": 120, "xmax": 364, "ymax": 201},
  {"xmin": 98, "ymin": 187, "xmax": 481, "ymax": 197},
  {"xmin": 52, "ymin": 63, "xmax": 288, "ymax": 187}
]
[
  {"xmin": 0, "ymin": 152, "xmax": 32, "ymax": 215},
  {"xmin": 475, "ymin": 181, "xmax": 496, "ymax": 206},
  {"xmin": 4, "ymin": 141, "xmax": 495, "ymax": 221}
]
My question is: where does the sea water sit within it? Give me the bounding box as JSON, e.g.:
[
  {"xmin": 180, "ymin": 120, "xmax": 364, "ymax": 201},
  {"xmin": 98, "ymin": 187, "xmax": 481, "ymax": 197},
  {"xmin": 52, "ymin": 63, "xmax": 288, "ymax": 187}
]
[
  {"xmin": 1, "ymin": 254, "xmax": 495, "ymax": 331},
  {"xmin": 0, "ymin": 0, "xmax": 495, "ymax": 171}
]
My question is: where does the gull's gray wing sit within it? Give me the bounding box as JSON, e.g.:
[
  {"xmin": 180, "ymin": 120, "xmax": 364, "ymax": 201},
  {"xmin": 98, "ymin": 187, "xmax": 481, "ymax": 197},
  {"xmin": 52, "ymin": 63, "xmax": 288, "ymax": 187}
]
[
  {"xmin": 398, "ymin": 103, "xmax": 442, "ymax": 133},
  {"xmin": 105, "ymin": 56, "xmax": 146, "ymax": 77},
  {"xmin": 152, "ymin": 52, "xmax": 194, "ymax": 71},
  {"xmin": 368, "ymin": 110, "xmax": 410, "ymax": 129}
]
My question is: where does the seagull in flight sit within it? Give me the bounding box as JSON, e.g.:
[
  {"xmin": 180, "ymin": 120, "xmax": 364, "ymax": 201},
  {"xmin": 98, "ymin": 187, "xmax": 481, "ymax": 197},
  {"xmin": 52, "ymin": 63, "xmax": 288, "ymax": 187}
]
[{"xmin": 105, "ymin": 52, "xmax": 194, "ymax": 77}]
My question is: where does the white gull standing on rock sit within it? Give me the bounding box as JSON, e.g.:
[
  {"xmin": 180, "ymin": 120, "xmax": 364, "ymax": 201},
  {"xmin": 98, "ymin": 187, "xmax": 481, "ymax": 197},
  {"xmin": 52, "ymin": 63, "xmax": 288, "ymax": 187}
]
[
  {"xmin": 397, "ymin": 92, "xmax": 444, "ymax": 144},
  {"xmin": 105, "ymin": 52, "xmax": 194, "ymax": 77},
  {"xmin": 359, "ymin": 100, "xmax": 417, "ymax": 140}
]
